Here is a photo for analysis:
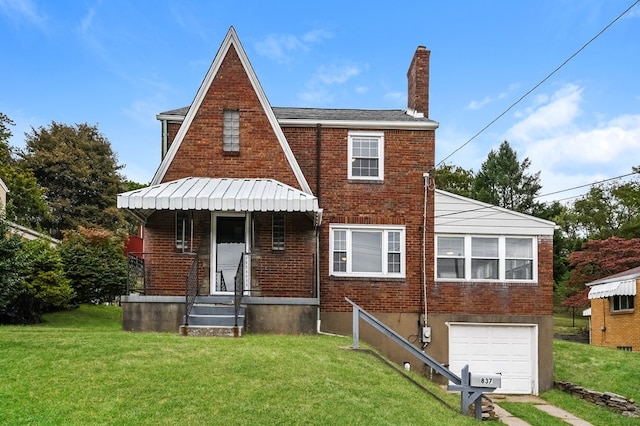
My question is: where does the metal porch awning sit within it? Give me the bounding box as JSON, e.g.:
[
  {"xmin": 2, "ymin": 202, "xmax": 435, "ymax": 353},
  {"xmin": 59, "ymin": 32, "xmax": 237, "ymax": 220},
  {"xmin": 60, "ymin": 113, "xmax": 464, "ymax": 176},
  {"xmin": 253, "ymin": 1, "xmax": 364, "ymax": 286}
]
[
  {"xmin": 117, "ymin": 177, "xmax": 322, "ymax": 223},
  {"xmin": 588, "ymin": 279, "xmax": 637, "ymax": 299}
]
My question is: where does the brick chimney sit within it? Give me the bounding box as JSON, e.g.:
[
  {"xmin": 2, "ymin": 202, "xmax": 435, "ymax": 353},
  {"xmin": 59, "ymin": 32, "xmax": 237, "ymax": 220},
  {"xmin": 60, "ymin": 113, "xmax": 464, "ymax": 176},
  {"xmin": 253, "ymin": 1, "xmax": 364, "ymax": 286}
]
[{"xmin": 407, "ymin": 46, "xmax": 430, "ymax": 117}]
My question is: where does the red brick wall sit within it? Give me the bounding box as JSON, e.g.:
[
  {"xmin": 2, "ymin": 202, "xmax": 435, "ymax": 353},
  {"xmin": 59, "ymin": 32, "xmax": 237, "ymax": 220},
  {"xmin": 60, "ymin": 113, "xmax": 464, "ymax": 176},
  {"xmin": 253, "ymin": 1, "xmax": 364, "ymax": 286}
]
[
  {"xmin": 429, "ymin": 235, "xmax": 554, "ymax": 315},
  {"xmin": 162, "ymin": 45, "xmax": 300, "ymax": 189},
  {"xmin": 286, "ymin": 126, "xmax": 436, "ymax": 313},
  {"xmin": 251, "ymin": 212, "xmax": 317, "ymax": 298}
]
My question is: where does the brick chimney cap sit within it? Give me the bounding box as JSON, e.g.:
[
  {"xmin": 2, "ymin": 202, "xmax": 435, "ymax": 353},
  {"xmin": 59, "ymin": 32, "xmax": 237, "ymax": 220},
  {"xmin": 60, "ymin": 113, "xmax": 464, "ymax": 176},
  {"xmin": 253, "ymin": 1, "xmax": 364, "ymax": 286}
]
[{"xmin": 417, "ymin": 45, "xmax": 427, "ymax": 51}]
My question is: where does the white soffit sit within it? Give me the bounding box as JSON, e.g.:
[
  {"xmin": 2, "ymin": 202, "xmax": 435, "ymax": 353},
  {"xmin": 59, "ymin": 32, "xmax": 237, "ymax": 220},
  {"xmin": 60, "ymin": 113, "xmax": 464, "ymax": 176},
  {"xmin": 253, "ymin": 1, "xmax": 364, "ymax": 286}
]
[{"xmin": 588, "ymin": 279, "xmax": 637, "ymax": 299}]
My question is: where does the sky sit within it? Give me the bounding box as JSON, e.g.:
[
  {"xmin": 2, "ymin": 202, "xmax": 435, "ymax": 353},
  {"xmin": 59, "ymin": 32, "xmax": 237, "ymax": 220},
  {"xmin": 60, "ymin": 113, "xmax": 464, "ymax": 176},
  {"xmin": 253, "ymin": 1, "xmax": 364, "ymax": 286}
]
[{"xmin": 1, "ymin": 0, "xmax": 639, "ymax": 204}]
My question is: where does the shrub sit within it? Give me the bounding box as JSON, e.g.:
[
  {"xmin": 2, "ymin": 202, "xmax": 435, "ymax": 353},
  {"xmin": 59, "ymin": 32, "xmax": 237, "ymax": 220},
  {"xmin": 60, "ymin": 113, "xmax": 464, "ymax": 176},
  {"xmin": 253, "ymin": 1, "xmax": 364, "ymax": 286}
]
[
  {"xmin": 60, "ymin": 227, "xmax": 128, "ymax": 304},
  {"xmin": 0, "ymin": 217, "xmax": 23, "ymax": 323}
]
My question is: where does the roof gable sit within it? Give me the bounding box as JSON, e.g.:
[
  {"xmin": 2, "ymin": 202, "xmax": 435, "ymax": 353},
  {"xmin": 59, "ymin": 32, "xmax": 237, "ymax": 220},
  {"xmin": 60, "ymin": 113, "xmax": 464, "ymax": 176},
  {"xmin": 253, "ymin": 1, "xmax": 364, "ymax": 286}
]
[
  {"xmin": 151, "ymin": 27, "xmax": 312, "ymax": 194},
  {"xmin": 435, "ymin": 189, "xmax": 555, "ymax": 236}
]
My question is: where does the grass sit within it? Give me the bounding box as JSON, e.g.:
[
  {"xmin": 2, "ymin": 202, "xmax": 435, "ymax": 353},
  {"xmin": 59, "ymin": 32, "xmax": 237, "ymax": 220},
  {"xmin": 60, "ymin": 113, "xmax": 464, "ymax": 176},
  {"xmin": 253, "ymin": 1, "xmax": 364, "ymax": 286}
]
[
  {"xmin": 553, "ymin": 306, "xmax": 589, "ymax": 334},
  {"xmin": 499, "ymin": 316, "xmax": 640, "ymax": 426},
  {"xmin": 0, "ymin": 305, "xmax": 476, "ymax": 425}
]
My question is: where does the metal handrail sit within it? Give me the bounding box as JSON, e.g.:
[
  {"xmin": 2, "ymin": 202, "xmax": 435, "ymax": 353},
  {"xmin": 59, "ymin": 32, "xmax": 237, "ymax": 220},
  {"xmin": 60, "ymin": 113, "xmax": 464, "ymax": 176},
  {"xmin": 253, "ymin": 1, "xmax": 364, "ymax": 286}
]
[
  {"xmin": 234, "ymin": 253, "xmax": 244, "ymax": 327},
  {"xmin": 184, "ymin": 254, "xmax": 199, "ymax": 326}
]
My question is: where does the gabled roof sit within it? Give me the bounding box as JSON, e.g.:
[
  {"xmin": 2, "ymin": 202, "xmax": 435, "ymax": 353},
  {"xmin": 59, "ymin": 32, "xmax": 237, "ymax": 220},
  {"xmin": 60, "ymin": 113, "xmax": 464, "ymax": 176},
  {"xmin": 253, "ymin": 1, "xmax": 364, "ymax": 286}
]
[
  {"xmin": 435, "ymin": 189, "xmax": 556, "ymax": 236},
  {"xmin": 586, "ymin": 265, "xmax": 640, "ymax": 287},
  {"xmin": 150, "ymin": 27, "xmax": 313, "ymax": 195}
]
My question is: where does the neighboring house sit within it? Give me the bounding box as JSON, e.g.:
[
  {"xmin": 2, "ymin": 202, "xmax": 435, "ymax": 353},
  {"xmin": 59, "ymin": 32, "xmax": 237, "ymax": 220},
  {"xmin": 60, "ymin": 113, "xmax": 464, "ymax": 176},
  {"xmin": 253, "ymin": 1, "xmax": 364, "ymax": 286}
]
[
  {"xmin": 117, "ymin": 27, "xmax": 555, "ymax": 394},
  {"xmin": 586, "ymin": 266, "xmax": 640, "ymax": 352},
  {"xmin": 0, "ymin": 177, "xmax": 7, "ymax": 212}
]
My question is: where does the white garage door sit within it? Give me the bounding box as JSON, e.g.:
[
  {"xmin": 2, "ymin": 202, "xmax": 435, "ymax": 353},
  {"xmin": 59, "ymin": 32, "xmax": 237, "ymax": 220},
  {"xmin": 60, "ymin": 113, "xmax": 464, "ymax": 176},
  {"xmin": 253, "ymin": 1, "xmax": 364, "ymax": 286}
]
[{"xmin": 448, "ymin": 323, "xmax": 538, "ymax": 394}]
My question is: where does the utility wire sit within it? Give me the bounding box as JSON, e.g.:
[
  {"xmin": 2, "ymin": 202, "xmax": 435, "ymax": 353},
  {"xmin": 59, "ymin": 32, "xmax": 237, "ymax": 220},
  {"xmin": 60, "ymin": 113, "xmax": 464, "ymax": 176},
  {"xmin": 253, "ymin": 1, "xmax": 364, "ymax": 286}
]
[
  {"xmin": 536, "ymin": 171, "xmax": 639, "ymax": 199},
  {"xmin": 436, "ymin": 0, "xmax": 640, "ymax": 167}
]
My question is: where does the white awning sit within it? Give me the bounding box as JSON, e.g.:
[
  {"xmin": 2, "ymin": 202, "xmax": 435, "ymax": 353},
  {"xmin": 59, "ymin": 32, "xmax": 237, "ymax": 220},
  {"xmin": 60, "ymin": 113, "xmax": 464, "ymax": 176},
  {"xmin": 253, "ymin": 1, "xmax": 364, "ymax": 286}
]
[
  {"xmin": 117, "ymin": 177, "xmax": 321, "ymax": 222},
  {"xmin": 588, "ymin": 279, "xmax": 637, "ymax": 299}
]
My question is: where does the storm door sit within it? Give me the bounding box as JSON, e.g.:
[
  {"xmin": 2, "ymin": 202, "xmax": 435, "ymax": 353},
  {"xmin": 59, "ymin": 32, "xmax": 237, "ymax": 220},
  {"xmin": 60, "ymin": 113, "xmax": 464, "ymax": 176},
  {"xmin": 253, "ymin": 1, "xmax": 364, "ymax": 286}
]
[{"xmin": 212, "ymin": 213, "xmax": 249, "ymax": 295}]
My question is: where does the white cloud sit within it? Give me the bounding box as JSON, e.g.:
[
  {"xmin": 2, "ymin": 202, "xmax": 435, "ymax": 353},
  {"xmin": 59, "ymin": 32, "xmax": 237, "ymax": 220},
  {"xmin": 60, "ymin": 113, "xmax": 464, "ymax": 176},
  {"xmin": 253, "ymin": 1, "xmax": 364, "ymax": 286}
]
[
  {"xmin": 0, "ymin": 0, "xmax": 47, "ymax": 29},
  {"xmin": 502, "ymin": 83, "xmax": 640, "ymax": 201},
  {"xmin": 316, "ymin": 63, "xmax": 360, "ymax": 84},
  {"xmin": 123, "ymin": 95, "xmax": 166, "ymax": 127},
  {"xmin": 467, "ymin": 83, "xmax": 518, "ymax": 110},
  {"xmin": 79, "ymin": 6, "xmax": 96, "ymax": 33},
  {"xmin": 255, "ymin": 29, "xmax": 333, "ymax": 62}
]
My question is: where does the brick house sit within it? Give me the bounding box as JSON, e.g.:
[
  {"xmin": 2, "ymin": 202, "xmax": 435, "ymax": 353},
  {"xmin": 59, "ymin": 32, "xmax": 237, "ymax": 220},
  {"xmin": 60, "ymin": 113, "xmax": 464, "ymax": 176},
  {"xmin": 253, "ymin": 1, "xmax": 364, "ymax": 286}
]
[
  {"xmin": 586, "ymin": 266, "xmax": 640, "ymax": 352},
  {"xmin": 117, "ymin": 27, "xmax": 555, "ymax": 394}
]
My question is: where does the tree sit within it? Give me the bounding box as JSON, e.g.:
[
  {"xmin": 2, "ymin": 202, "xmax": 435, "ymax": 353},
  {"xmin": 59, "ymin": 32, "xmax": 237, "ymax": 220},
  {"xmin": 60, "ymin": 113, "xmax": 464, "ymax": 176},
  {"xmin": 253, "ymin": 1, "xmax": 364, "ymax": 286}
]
[
  {"xmin": 571, "ymin": 172, "xmax": 640, "ymax": 240},
  {"xmin": 0, "ymin": 216, "xmax": 23, "ymax": 323},
  {"xmin": 0, "ymin": 113, "xmax": 50, "ymax": 229},
  {"xmin": 434, "ymin": 163, "xmax": 475, "ymax": 197},
  {"xmin": 566, "ymin": 236, "xmax": 640, "ymax": 289},
  {"xmin": 12, "ymin": 238, "xmax": 74, "ymax": 323},
  {"xmin": 60, "ymin": 227, "xmax": 128, "ymax": 304},
  {"xmin": 18, "ymin": 122, "xmax": 127, "ymax": 238},
  {"xmin": 472, "ymin": 141, "xmax": 542, "ymax": 214}
]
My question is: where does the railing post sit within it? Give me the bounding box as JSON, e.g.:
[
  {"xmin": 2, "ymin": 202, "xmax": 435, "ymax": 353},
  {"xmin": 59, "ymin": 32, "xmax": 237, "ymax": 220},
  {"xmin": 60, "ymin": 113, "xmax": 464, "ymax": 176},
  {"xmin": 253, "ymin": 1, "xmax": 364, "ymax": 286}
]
[{"xmin": 352, "ymin": 304, "xmax": 360, "ymax": 349}]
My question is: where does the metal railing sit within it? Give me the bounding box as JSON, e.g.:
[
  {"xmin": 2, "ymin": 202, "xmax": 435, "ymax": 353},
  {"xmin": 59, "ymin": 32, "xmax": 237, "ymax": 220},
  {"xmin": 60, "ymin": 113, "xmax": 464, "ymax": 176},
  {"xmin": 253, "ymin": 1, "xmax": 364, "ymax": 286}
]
[
  {"xmin": 234, "ymin": 253, "xmax": 245, "ymax": 327},
  {"xmin": 346, "ymin": 297, "xmax": 496, "ymax": 420},
  {"xmin": 184, "ymin": 254, "xmax": 199, "ymax": 326}
]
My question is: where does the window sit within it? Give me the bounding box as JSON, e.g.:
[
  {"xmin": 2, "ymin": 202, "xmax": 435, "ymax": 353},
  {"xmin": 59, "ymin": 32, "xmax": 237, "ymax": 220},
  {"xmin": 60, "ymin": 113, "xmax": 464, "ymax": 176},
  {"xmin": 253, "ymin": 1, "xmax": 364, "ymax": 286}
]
[
  {"xmin": 611, "ymin": 295, "xmax": 634, "ymax": 312},
  {"xmin": 437, "ymin": 236, "xmax": 465, "ymax": 278},
  {"xmin": 436, "ymin": 235, "xmax": 536, "ymax": 282},
  {"xmin": 272, "ymin": 213, "xmax": 285, "ymax": 251},
  {"xmin": 330, "ymin": 225, "xmax": 404, "ymax": 278},
  {"xmin": 176, "ymin": 212, "xmax": 193, "ymax": 252},
  {"xmin": 617, "ymin": 346, "xmax": 633, "ymax": 352},
  {"xmin": 348, "ymin": 131, "xmax": 384, "ymax": 180},
  {"xmin": 223, "ymin": 110, "xmax": 239, "ymax": 152}
]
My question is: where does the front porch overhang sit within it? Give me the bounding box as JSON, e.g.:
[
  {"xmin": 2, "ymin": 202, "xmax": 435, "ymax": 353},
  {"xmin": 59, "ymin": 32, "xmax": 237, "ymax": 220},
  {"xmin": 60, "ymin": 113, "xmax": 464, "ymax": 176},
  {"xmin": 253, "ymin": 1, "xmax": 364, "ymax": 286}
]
[
  {"xmin": 588, "ymin": 279, "xmax": 637, "ymax": 299},
  {"xmin": 117, "ymin": 177, "xmax": 322, "ymax": 224}
]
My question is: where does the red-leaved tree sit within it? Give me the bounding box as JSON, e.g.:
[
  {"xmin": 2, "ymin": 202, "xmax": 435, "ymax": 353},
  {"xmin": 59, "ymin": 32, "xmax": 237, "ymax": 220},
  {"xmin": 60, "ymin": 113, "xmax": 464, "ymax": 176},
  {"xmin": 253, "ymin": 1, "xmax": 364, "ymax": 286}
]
[{"xmin": 567, "ymin": 237, "xmax": 640, "ymax": 289}]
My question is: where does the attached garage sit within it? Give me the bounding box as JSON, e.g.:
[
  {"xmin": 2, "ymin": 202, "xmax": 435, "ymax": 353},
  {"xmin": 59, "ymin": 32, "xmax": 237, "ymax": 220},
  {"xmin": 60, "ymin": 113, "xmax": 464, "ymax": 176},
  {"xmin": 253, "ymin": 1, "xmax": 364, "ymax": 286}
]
[{"xmin": 448, "ymin": 323, "xmax": 538, "ymax": 394}]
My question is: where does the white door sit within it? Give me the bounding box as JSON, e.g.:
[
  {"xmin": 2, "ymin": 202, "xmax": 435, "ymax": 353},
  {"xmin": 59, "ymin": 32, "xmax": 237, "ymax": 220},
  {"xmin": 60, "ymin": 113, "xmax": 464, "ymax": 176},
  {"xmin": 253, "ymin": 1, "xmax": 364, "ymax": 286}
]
[
  {"xmin": 211, "ymin": 213, "xmax": 250, "ymax": 295},
  {"xmin": 448, "ymin": 323, "xmax": 538, "ymax": 394}
]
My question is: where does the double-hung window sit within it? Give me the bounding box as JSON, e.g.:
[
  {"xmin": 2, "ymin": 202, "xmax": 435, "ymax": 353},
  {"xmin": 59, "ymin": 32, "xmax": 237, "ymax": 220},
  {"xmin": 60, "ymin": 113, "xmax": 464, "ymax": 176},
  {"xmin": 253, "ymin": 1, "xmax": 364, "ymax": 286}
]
[
  {"xmin": 348, "ymin": 131, "xmax": 384, "ymax": 180},
  {"xmin": 330, "ymin": 225, "xmax": 405, "ymax": 278},
  {"xmin": 176, "ymin": 211, "xmax": 193, "ymax": 252},
  {"xmin": 436, "ymin": 235, "xmax": 536, "ymax": 282},
  {"xmin": 223, "ymin": 109, "xmax": 240, "ymax": 152}
]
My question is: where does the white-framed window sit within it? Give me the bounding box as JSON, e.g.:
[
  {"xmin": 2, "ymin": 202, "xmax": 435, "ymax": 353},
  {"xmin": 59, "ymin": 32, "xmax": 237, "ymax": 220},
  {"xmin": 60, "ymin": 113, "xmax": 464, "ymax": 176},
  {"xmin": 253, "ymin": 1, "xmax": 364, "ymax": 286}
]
[
  {"xmin": 176, "ymin": 211, "xmax": 194, "ymax": 252},
  {"xmin": 611, "ymin": 295, "xmax": 634, "ymax": 312},
  {"xmin": 272, "ymin": 213, "xmax": 285, "ymax": 251},
  {"xmin": 348, "ymin": 131, "xmax": 384, "ymax": 180},
  {"xmin": 223, "ymin": 109, "xmax": 240, "ymax": 152},
  {"xmin": 330, "ymin": 224, "xmax": 405, "ymax": 278},
  {"xmin": 436, "ymin": 235, "xmax": 536, "ymax": 282}
]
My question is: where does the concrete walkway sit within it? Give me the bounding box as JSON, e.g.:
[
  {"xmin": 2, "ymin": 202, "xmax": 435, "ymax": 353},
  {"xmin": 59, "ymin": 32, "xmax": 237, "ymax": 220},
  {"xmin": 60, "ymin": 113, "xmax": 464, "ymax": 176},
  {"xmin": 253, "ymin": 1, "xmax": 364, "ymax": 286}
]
[{"xmin": 493, "ymin": 395, "xmax": 594, "ymax": 426}]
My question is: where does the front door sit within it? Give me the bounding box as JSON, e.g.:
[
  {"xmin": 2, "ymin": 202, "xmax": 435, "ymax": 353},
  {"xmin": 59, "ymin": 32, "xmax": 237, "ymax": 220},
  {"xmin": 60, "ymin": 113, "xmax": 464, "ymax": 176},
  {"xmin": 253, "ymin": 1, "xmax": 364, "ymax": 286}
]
[{"xmin": 212, "ymin": 213, "xmax": 250, "ymax": 295}]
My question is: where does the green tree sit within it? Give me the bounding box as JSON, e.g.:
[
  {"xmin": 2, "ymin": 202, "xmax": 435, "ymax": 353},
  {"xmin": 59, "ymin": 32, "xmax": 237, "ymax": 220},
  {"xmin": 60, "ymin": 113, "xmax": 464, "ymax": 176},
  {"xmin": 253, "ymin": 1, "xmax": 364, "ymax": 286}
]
[
  {"xmin": 12, "ymin": 238, "xmax": 74, "ymax": 323},
  {"xmin": 434, "ymin": 163, "xmax": 475, "ymax": 197},
  {"xmin": 18, "ymin": 122, "xmax": 127, "ymax": 238},
  {"xmin": 472, "ymin": 141, "xmax": 542, "ymax": 214},
  {"xmin": 571, "ymin": 171, "xmax": 640, "ymax": 240},
  {"xmin": 0, "ymin": 216, "xmax": 23, "ymax": 323},
  {"xmin": 60, "ymin": 227, "xmax": 128, "ymax": 304},
  {"xmin": 0, "ymin": 113, "xmax": 50, "ymax": 229}
]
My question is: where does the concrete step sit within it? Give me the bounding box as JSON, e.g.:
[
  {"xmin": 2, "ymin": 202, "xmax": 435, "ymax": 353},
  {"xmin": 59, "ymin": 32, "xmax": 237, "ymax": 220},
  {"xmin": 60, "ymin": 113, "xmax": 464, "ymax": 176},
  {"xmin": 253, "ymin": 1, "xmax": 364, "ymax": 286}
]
[
  {"xmin": 179, "ymin": 325, "xmax": 243, "ymax": 337},
  {"xmin": 187, "ymin": 314, "xmax": 244, "ymax": 326}
]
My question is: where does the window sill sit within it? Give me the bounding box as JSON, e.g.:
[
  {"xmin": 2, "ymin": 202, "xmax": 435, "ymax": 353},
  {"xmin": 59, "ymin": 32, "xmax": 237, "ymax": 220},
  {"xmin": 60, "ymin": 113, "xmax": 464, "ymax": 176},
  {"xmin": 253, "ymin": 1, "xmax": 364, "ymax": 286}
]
[
  {"xmin": 611, "ymin": 309, "xmax": 634, "ymax": 315},
  {"xmin": 347, "ymin": 179, "xmax": 384, "ymax": 184},
  {"xmin": 435, "ymin": 279, "xmax": 538, "ymax": 286},
  {"xmin": 330, "ymin": 275, "xmax": 405, "ymax": 283},
  {"xmin": 223, "ymin": 151, "xmax": 240, "ymax": 157}
]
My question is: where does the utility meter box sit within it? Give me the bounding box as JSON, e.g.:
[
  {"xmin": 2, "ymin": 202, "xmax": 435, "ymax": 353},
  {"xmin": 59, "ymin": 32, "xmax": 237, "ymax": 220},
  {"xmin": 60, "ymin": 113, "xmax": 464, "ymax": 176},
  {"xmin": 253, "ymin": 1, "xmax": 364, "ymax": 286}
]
[{"xmin": 469, "ymin": 373, "xmax": 501, "ymax": 388}]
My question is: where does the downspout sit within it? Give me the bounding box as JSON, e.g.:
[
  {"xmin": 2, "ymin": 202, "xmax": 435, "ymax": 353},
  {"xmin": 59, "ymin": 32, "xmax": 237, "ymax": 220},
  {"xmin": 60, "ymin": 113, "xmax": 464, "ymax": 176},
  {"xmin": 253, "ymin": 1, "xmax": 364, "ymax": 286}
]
[
  {"xmin": 422, "ymin": 172, "xmax": 430, "ymax": 347},
  {"xmin": 161, "ymin": 119, "xmax": 168, "ymax": 159},
  {"xmin": 315, "ymin": 123, "xmax": 325, "ymax": 335}
]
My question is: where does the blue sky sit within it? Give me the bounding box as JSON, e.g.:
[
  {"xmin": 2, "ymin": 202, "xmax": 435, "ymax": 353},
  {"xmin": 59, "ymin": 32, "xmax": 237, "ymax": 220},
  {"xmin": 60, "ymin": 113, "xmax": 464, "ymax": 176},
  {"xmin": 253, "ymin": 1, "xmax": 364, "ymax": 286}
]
[{"xmin": 1, "ymin": 0, "xmax": 639, "ymax": 203}]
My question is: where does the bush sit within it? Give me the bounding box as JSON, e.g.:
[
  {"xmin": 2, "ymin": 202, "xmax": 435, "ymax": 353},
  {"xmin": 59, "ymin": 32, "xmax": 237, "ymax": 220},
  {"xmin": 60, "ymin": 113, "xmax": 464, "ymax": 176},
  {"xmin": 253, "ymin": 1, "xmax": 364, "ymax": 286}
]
[
  {"xmin": 0, "ymin": 217, "xmax": 23, "ymax": 322},
  {"xmin": 60, "ymin": 227, "xmax": 128, "ymax": 304}
]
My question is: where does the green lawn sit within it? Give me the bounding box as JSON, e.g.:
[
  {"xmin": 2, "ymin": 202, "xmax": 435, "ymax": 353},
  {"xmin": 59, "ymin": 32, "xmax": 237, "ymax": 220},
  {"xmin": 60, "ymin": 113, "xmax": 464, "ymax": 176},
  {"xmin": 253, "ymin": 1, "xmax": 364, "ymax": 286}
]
[{"xmin": 0, "ymin": 305, "xmax": 477, "ymax": 425}]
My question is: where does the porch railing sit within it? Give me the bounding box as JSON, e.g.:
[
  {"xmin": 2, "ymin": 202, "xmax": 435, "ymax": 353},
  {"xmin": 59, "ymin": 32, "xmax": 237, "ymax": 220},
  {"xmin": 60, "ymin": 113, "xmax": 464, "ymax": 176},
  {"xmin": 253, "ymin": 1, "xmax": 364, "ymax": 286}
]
[
  {"xmin": 234, "ymin": 253, "xmax": 246, "ymax": 327},
  {"xmin": 184, "ymin": 254, "xmax": 199, "ymax": 326}
]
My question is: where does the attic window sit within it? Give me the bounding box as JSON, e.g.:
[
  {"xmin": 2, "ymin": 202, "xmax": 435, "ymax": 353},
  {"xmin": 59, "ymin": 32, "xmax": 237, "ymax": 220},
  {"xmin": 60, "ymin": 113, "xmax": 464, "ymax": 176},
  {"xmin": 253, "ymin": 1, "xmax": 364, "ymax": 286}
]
[{"xmin": 223, "ymin": 110, "xmax": 240, "ymax": 152}]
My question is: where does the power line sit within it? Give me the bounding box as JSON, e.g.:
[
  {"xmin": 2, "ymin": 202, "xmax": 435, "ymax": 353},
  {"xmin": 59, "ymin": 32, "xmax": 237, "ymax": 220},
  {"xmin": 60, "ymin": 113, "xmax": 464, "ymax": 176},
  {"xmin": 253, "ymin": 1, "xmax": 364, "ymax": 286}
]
[
  {"xmin": 536, "ymin": 171, "xmax": 640, "ymax": 199},
  {"xmin": 436, "ymin": 0, "xmax": 640, "ymax": 167}
]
